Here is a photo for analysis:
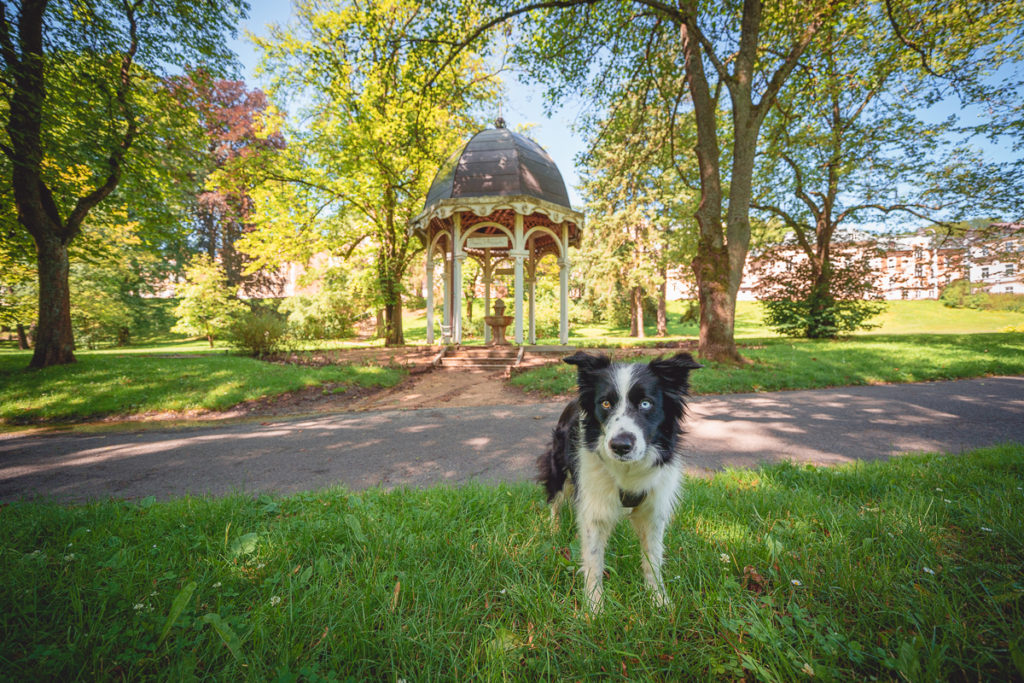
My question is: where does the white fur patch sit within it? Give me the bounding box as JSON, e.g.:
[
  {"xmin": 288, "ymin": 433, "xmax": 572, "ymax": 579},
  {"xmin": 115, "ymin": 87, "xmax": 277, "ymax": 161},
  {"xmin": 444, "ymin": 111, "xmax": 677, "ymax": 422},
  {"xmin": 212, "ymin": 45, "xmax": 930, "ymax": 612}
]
[{"xmin": 599, "ymin": 364, "xmax": 645, "ymax": 462}]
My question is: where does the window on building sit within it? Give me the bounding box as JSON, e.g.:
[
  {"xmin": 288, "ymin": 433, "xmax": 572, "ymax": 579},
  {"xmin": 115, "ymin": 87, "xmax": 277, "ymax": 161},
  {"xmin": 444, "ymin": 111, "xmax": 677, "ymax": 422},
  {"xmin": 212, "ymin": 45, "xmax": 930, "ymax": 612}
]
[
  {"xmin": 914, "ymin": 247, "xmax": 923, "ymax": 259},
  {"xmin": 1006, "ymin": 286, "xmax": 1015, "ymax": 294},
  {"xmin": 901, "ymin": 289, "xmax": 908, "ymax": 300},
  {"xmin": 1007, "ymin": 264, "xmax": 1016, "ymax": 276},
  {"xmin": 915, "ymin": 264, "xmax": 923, "ymax": 277},
  {"xmin": 981, "ymin": 267, "xmax": 990, "ymax": 279}
]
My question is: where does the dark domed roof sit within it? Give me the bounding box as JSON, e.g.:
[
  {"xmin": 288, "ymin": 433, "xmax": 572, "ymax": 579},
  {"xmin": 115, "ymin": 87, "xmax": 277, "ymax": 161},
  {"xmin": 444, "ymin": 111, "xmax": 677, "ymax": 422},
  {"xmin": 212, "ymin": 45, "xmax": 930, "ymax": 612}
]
[{"xmin": 423, "ymin": 122, "xmax": 572, "ymax": 213}]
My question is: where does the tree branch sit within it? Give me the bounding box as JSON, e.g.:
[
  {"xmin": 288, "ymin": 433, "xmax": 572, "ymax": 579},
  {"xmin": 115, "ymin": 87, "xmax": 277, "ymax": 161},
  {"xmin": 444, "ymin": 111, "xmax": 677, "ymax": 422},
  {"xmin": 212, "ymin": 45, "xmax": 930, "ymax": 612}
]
[
  {"xmin": 882, "ymin": 0, "xmax": 943, "ymax": 79},
  {"xmin": 753, "ymin": 1, "xmax": 832, "ymax": 119},
  {"xmin": 65, "ymin": 0, "xmax": 144, "ymax": 238},
  {"xmin": 424, "ymin": 0, "xmax": 602, "ymax": 89}
]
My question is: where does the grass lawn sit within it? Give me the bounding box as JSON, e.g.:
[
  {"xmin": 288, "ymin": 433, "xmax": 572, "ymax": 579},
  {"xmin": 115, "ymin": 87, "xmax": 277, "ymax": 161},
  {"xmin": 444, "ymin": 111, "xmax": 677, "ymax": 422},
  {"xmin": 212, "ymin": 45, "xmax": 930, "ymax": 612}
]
[
  {"xmin": 2, "ymin": 444, "xmax": 1022, "ymax": 680},
  {"xmin": 0, "ymin": 345, "xmax": 405, "ymax": 425},
  {"xmin": 516, "ymin": 299, "xmax": 1024, "ymax": 347},
  {"xmin": 4, "ymin": 301, "xmax": 1022, "ymax": 425},
  {"xmin": 512, "ymin": 331, "xmax": 1024, "ymax": 396}
]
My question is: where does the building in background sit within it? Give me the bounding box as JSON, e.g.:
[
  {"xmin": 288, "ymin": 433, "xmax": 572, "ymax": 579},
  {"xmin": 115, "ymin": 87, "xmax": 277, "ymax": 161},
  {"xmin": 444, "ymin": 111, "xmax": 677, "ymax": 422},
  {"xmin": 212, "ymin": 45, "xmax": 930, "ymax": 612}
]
[{"xmin": 669, "ymin": 222, "xmax": 1023, "ymax": 302}]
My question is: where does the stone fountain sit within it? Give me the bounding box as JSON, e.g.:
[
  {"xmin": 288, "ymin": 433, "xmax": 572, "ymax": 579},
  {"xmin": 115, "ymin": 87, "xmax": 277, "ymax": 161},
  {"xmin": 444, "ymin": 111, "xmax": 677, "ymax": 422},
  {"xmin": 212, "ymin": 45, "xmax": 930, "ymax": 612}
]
[{"xmin": 483, "ymin": 298, "xmax": 515, "ymax": 346}]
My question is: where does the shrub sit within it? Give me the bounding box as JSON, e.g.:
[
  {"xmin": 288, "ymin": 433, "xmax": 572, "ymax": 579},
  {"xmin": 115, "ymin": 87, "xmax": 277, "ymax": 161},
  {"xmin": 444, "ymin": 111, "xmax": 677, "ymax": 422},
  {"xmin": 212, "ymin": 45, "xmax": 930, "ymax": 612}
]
[
  {"xmin": 171, "ymin": 255, "xmax": 246, "ymax": 347},
  {"xmin": 753, "ymin": 249, "xmax": 886, "ymax": 338},
  {"xmin": 278, "ymin": 291, "xmax": 357, "ymax": 340},
  {"xmin": 938, "ymin": 279, "xmax": 986, "ymax": 309},
  {"xmin": 939, "ymin": 280, "xmax": 1024, "ymax": 311},
  {"xmin": 227, "ymin": 310, "xmax": 290, "ymax": 357}
]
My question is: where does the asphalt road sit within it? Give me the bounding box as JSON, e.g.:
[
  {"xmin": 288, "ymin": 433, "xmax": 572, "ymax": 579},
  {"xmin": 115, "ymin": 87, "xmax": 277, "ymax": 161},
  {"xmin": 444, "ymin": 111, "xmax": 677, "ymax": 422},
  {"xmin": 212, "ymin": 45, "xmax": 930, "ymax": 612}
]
[{"xmin": 2, "ymin": 376, "xmax": 1022, "ymax": 503}]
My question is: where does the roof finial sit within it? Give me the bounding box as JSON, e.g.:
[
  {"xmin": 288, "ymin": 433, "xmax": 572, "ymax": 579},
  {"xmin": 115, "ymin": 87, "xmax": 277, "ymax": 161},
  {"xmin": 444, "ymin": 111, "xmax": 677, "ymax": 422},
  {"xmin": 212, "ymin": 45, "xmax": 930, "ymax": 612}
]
[{"xmin": 495, "ymin": 100, "xmax": 505, "ymax": 129}]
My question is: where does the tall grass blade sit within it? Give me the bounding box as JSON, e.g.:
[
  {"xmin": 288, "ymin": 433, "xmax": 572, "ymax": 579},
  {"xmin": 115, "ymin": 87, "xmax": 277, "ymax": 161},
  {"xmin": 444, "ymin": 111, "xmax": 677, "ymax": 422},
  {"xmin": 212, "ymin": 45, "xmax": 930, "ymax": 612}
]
[
  {"xmin": 202, "ymin": 613, "xmax": 244, "ymax": 662},
  {"xmin": 157, "ymin": 581, "xmax": 196, "ymax": 645}
]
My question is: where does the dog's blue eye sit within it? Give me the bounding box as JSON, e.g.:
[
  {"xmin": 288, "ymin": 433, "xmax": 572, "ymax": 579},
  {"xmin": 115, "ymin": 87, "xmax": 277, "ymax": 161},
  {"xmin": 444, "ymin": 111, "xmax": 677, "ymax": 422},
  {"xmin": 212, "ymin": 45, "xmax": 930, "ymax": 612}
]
[{"xmin": 639, "ymin": 399, "xmax": 653, "ymax": 410}]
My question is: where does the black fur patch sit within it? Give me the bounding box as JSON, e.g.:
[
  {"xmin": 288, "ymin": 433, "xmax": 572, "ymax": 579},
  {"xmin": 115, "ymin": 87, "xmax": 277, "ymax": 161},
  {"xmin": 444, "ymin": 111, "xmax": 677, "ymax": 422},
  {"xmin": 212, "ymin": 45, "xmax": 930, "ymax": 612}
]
[{"xmin": 536, "ymin": 352, "xmax": 701, "ymax": 503}]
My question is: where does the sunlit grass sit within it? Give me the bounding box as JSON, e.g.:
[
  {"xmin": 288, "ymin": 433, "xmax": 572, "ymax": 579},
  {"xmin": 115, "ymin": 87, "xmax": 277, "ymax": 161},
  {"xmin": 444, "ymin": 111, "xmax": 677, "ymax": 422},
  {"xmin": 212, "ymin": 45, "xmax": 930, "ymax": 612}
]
[
  {"xmin": 512, "ymin": 332, "xmax": 1024, "ymax": 396},
  {"xmin": 0, "ymin": 351, "xmax": 405, "ymax": 425},
  {"xmin": 1, "ymin": 444, "xmax": 1021, "ymax": 680}
]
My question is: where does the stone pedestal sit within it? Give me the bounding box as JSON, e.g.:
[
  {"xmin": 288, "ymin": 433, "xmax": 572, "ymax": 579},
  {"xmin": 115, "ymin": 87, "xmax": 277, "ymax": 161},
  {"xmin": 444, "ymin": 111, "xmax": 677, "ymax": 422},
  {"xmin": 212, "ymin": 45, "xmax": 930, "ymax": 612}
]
[{"xmin": 484, "ymin": 299, "xmax": 515, "ymax": 346}]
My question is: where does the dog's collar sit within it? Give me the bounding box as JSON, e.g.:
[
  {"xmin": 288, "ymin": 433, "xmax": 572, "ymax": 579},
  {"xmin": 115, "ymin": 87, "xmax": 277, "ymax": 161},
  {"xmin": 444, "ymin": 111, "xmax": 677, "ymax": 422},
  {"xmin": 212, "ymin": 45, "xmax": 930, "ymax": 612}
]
[{"xmin": 619, "ymin": 489, "xmax": 647, "ymax": 508}]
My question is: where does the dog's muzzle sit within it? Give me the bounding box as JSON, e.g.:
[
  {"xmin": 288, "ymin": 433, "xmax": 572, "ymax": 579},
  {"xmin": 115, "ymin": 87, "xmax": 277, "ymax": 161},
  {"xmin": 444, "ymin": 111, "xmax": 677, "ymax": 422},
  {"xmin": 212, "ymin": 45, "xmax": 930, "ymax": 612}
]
[{"xmin": 608, "ymin": 432, "xmax": 636, "ymax": 459}]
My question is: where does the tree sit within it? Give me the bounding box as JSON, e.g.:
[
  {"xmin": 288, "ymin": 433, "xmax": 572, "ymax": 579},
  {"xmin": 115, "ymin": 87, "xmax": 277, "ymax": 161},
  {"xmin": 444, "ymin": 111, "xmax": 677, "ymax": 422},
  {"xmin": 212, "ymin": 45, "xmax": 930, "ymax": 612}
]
[
  {"xmin": 752, "ymin": 244, "xmax": 885, "ymax": 337},
  {"xmin": 171, "ymin": 73, "xmax": 286, "ymax": 294},
  {"xmin": 238, "ymin": 0, "xmax": 500, "ymax": 346},
  {"xmin": 750, "ymin": 2, "xmax": 1024, "ymax": 336},
  {"xmin": 0, "ymin": 0, "xmax": 247, "ymax": 368},
  {"xmin": 577, "ymin": 60, "xmax": 699, "ymax": 338},
  {"xmin": 171, "ymin": 254, "xmax": 246, "ymax": 347},
  {"xmin": 434, "ymin": 0, "xmax": 838, "ymax": 362}
]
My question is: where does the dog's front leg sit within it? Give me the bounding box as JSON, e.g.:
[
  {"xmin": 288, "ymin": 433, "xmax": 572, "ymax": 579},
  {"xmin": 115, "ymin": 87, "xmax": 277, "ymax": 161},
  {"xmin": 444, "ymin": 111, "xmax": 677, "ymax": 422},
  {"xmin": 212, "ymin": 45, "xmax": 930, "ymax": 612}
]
[
  {"xmin": 631, "ymin": 508, "xmax": 670, "ymax": 606},
  {"xmin": 579, "ymin": 514, "xmax": 614, "ymax": 612}
]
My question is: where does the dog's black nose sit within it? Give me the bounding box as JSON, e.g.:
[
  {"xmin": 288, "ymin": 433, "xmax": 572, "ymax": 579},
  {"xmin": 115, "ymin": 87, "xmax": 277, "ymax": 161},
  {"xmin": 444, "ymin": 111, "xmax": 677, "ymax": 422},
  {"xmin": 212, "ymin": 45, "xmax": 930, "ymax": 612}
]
[{"xmin": 609, "ymin": 433, "xmax": 635, "ymax": 456}]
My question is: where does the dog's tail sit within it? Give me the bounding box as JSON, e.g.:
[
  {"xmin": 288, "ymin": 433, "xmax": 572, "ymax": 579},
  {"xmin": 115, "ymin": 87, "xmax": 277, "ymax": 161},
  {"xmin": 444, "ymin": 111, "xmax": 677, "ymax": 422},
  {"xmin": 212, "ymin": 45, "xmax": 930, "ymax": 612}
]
[{"xmin": 537, "ymin": 400, "xmax": 577, "ymax": 503}]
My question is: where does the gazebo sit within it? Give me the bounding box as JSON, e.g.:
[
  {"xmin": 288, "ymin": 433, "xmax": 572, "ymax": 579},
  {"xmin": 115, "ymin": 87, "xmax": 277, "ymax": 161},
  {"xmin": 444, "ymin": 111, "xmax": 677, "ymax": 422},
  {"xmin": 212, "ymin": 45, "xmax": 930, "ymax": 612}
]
[{"xmin": 409, "ymin": 118, "xmax": 583, "ymax": 346}]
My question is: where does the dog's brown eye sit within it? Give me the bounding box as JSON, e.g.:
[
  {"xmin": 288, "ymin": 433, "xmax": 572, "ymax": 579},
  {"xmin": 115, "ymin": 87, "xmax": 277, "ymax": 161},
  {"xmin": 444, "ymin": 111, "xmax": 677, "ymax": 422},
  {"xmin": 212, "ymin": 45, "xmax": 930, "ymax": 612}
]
[{"xmin": 601, "ymin": 400, "xmax": 612, "ymax": 410}]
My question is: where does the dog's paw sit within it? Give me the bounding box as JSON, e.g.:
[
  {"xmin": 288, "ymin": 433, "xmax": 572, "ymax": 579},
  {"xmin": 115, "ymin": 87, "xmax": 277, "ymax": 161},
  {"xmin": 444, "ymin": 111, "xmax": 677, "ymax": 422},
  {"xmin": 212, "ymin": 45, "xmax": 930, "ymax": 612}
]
[{"xmin": 650, "ymin": 587, "xmax": 671, "ymax": 608}]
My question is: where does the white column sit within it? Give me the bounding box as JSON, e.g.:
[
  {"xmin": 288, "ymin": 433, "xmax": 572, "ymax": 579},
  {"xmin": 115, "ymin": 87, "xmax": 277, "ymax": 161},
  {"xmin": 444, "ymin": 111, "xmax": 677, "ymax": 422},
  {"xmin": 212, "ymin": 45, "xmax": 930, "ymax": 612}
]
[
  {"xmin": 559, "ymin": 221, "xmax": 570, "ymax": 346},
  {"xmin": 559, "ymin": 256, "xmax": 570, "ymax": 345},
  {"xmin": 452, "ymin": 214, "xmax": 463, "ymax": 344},
  {"xmin": 512, "ymin": 214, "xmax": 526, "ymax": 345},
  {"xmin": 442, "ymin": 251, "xmax": 451, "ymax": 345},
  {"xmin": 483, "ymin": 249, "xmax": 492, "ymax": 345},
  {"xmin": 527, "ymin": 258, "xmax": 537, "ymax": 345},
  {"xmin": 425, "ymin": 251, "xmax": 435, "ymax": 345}
]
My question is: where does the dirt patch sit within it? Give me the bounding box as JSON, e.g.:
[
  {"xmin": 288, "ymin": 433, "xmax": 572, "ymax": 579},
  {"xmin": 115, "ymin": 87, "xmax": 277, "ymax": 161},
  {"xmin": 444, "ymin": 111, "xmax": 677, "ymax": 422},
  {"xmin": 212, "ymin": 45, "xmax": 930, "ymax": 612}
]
[{"xmin": 348, "ymin": 366, "xmax": 557, "ymax": 411}]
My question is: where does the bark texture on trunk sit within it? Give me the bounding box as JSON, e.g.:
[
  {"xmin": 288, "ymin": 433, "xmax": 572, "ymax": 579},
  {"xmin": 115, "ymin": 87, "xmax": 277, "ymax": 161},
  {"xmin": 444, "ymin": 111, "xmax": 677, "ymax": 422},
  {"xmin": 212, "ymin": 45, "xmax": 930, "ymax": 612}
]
[
  {"xmin": 657, "ymin": 269, "xmax": 668, "ymax": 337},
  {"xmin": 30, "ymin": 234, "xmax": 75, "ymax": 367},
  {"xmin": 384, "ymin": 299, "xmax": 404, "ymax": 347}
]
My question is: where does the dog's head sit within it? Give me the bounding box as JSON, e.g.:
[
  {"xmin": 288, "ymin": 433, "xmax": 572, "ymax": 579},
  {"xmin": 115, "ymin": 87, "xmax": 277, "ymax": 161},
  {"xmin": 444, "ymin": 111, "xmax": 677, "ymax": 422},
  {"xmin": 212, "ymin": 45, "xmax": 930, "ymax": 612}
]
[{"xmin": 564, "ymin": 351, "xmax": 702, "ymax": 464}]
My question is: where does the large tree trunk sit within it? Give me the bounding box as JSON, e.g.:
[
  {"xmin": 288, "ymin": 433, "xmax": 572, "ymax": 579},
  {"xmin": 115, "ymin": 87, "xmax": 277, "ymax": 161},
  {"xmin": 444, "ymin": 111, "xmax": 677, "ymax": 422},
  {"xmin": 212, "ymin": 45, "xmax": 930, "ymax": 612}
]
[
  {"xmin": 691, "ymin": 243, "xmax": 742, "ymax": 363},
  {"xmin": 384, "ymin": 297, "xmax": 404, "ymax": 346},
  {"xmin": 657, "ymin": 269, "xmax": 668, "ymax": 337},
  {"xmin": 630, "ymin": 286, "xmax": 645, "ymax": 338},
  {"xmin": 30, "ymin": 233, "xmax": 76, "ymax": 368}
]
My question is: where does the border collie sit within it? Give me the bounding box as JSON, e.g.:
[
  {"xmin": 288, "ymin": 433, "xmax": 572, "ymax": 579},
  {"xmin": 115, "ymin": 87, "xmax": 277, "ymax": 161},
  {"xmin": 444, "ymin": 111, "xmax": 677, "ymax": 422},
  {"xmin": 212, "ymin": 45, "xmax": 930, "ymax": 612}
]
[{"xmin": 537, "ymin": 351, "xmax": 701, "ymax": 610}]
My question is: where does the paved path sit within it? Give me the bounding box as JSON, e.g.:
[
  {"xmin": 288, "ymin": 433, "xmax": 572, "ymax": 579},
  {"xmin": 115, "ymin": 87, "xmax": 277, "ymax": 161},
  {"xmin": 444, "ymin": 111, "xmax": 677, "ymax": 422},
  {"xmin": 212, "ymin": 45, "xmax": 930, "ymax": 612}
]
[{"xmin": 2, "ymin": 376, "xmax": 1022, "ymax": 503}]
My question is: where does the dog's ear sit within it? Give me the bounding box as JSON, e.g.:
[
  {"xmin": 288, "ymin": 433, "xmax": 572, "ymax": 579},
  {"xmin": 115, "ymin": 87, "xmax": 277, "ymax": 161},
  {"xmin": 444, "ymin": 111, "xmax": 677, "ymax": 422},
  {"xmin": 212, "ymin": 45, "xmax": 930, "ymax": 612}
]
[
  {"xmin": 648, "ymin": 352, "xmax": 702, "ymax": 390},
  {"xmin": 563, "ymin": 351, "xmax": 611, "ymax": 374},
  {"xmin": 563, "ymin": 353, "xmax": 611, "ymax": 395}
]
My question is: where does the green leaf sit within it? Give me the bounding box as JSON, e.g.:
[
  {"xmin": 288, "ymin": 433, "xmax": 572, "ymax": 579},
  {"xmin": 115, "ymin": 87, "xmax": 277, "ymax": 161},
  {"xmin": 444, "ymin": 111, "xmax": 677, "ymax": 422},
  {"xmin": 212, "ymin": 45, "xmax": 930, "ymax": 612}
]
[
  {"xmin": 157, "ymin": 581, "xmax": 196, "ymax": 645},
  {"xmin": 202, "ymin": 613, "xmax": 244, "ymax": 662},
  {"xmin": 344, "ymin": 514, "xmax": 366, "ymax": 544},
  {"xmin": 228, "ymin": 532, "xmax": 259, "ymax": 558}
]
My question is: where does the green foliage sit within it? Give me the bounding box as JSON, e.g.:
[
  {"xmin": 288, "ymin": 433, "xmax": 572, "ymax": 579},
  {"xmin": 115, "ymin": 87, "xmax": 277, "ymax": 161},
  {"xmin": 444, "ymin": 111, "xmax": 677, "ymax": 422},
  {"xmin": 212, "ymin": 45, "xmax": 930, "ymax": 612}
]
[
  {"xmin": 227, "ymin": 310, "xmax": 290, "ymax": 358},
  {"xmin": 68, "ymin": 263, "xmax": 136, "ymax": 349},
  {"xmin": 240, "ymin": 0, "xmax": 500, "ymax": 345},
  {"xmin": 753, "ymin": 249, "xmax": 886, "ymax": 338},
  {"xmin": 172, "ymin": 255, "xmax": 246, "ymax": 346},
  {"xmin": 277, "ymin": 267, "xmax": 365, "ymax": 340},
  {"xmin": 1, "ymin": 0, "xmax": 247, "ymax": 365},
  {"xmin": 940, "ymin": 279, "xmax": 1024, "ymax": 312},
  {"xmin": 1, "ymin": 446, "xmax": 1022, "ymax": 679}
]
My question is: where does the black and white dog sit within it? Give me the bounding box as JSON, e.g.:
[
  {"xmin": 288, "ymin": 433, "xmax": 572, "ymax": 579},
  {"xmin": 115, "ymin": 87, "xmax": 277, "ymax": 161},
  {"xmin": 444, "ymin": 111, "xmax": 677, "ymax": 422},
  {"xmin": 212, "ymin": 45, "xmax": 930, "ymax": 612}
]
[{"xmin": 537, "ymin": 351, "xmax": 701, "ymax": 610}]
